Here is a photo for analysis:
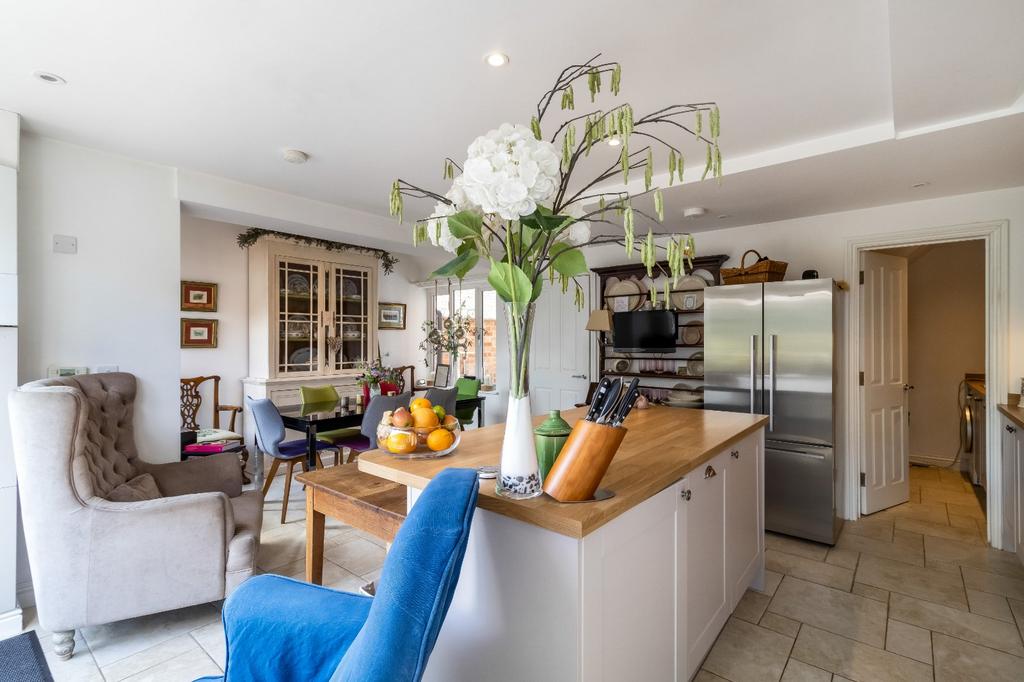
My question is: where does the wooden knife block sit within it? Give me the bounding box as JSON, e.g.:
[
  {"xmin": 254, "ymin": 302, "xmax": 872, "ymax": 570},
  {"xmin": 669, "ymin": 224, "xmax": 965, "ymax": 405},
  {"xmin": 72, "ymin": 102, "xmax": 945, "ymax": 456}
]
[{"xmin": 543, "ymin": 419, "xmax": 626, "ymax": 502}]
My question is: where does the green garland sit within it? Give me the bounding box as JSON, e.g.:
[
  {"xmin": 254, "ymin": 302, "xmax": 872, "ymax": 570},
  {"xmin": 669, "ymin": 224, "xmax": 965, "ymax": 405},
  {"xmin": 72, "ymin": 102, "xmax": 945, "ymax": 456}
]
[{"xmin": 236, "ymin": 227, "xmax": 399, "ymax": 275}]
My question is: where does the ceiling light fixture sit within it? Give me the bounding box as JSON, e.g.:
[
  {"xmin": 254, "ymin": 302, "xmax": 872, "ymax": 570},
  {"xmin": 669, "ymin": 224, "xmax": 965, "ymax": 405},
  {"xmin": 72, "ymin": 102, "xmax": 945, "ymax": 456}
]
[
  {"xmin": 683, "ymin": 207, "xmax": 708, "ymax": 219},
  {"xmin": 910, "ymin": 181, "xmax": 930, "ymax": 189},
  {"xmin": 282, "ymin": 149, "xmax": 309, "ymax": 164},
  {"xmin": 484, "ymin": 52, "xmax": 509, "ymax": 67},
  {"xmin": 33, "ymin": 70, "xmax": 66, "ymax": 85},
  {"xmin": 717, "ymin": 214, "xmax": 730, "ymax": 220},
  {"xmin": 607, "ymin": 136, "xmax": 622, "ymax": 147}
]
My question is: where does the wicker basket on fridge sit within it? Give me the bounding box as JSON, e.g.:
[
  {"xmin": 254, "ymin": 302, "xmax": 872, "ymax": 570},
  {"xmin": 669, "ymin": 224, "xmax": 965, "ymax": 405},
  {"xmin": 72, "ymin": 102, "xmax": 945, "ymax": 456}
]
[{"xmin": 720, "ymin": 249, "xmax": 788, "ymax": 284}]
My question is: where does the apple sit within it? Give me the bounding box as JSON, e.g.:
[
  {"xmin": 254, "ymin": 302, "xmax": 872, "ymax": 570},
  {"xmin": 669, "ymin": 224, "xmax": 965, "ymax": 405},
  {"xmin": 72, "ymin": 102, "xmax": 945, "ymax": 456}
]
[{"xmin": 392, "ymin": 408, "xmax": 412, "ymax": 428}]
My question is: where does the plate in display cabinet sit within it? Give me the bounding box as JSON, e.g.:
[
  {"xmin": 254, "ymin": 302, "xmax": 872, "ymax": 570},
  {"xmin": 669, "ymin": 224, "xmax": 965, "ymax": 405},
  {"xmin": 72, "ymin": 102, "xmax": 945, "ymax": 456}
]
[{"xmin": 286, "ymin": 273, "xmax": 311, "ymax": 294}]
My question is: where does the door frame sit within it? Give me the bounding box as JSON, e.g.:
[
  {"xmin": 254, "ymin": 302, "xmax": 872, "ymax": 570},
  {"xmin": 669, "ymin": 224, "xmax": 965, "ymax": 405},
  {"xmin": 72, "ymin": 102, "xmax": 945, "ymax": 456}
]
[{"xmin": 844, "ymin": 220, "xmax": 1009, "ymax": 547}]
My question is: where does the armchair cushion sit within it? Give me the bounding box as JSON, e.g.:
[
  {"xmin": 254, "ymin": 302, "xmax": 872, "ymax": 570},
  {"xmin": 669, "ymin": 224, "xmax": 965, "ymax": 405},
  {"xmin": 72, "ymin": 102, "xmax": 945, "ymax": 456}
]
[
  {"xmin": 136, "ymin": 452, "xmax": 242, "ymax": 498},
  {"xmin": 196, "ymin": 428, "xmax": 243, "ymax": 443},
  {"xmin": 218, "ymin": 575, "xmax": 372, "ymax": 682},
  {"xmin": 105, "ymin": 473, "xmax": 162, "ymax": 502}
]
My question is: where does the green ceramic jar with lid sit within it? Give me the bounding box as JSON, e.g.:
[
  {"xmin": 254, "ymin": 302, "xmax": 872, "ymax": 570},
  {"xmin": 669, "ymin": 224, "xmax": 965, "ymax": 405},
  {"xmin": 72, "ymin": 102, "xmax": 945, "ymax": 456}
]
[{"xmin": 534, "ymin": 410, "xmax": 573, "ymax": 482}]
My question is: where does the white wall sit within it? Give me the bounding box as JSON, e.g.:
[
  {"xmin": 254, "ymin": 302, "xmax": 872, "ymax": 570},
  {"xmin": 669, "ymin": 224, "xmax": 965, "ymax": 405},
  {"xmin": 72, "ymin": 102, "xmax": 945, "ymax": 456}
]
[
  {"xmin": 904, "ymin": 241, "xmax": 985, "ymax": 465},
  {"xmin": 377, "ymin": 256, "xmax": 429, "ymax": 372},
  {"xmin": 18, "ymin": 135, "xmax": 181, "ymax": 460},
  {"xmin": 180, "ymin": 215, "xmax": 248, "ymax": 410}
]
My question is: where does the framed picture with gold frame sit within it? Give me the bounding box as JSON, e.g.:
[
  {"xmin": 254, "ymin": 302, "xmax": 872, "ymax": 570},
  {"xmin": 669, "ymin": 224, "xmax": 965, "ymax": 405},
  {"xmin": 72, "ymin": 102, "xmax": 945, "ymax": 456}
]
[
  {"xmin": 378, "ymin": 302, "xmax": 407, "ymax": 330},
  {"xmin": 181, "ymin": 318, "xmax": 218, "ymax": 348},
  {"xmin": 181, "ymin": 281, "xmax": 218, "ymax": 312}
]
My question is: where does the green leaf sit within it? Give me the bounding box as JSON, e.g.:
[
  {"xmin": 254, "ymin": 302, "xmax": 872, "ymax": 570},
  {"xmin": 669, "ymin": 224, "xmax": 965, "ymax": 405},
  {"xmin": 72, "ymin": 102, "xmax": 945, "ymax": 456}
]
[
  {"xmin": 487, "ymin": 259, "xmax": 533, "ymax": 305},
  {"xmin": 446, "ymin": 211, "xmax": 483, "ymax": 240},
  {"xmin": 549, "ymin": 242, "xmax": 587, "ymax": 277},
  {"xmin": 702, "ymin": 143, "xmax": 713, "ymax": 180},
  {"xmin": 695, "ymin": 110, "xmax": 703, "ymax": 137},
  {"xmin": 610, "ymin": 63, "xmax": 622, "ymax": 95},
  {"xmin": 654, "ymin": 189, "xmax": 664, "ymax": 222},
  {"xmin": 530, "ymin": 116, "xmax": 542, "ymax": 140},
  {"xmin": 644, "ymin": 149, "xmax": 653, "ymax": 191},
  {"xmin": 428, "ymin": 247, "xmax": 479, "ymax": 280},
  {"xmin": 521, "ymin": 207, "xmax": 571, "ymax": 232}
]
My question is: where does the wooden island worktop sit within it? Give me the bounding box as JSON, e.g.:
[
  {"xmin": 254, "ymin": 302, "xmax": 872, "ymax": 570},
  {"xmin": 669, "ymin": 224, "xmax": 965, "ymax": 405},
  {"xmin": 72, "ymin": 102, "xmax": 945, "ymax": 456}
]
[
  {"xmin": 359, "ymin": 405, "xmax": 768, "ymax": 681},
  {"xmin": 359, "ymin": 405, "xmax": 767, "ymax": 538}
]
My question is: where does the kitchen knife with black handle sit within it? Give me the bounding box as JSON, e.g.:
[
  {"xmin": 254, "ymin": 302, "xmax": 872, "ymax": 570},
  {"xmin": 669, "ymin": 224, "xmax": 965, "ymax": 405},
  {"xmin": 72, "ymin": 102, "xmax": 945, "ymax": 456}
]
[
  {"xmin": 610, "ymin": 378, "xmax": 640, "ymax": 427},
  {"xmin": 584, "ymin": 377, "xmax": 613, "ymax": 422},
  {"xmin": 596, "ymin": 378, "xmax": 622, "ymax": 424}
]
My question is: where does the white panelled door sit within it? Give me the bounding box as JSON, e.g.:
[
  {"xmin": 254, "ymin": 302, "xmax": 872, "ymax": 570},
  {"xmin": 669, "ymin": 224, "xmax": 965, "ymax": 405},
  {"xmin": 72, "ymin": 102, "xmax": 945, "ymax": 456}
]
[
  {"xmin": 861, "ymin": 251, "xmax": 910, "ymax": 514},
  {"xmin": 530, "ymin": 276, "xmax": 591, "ymax": 415}
]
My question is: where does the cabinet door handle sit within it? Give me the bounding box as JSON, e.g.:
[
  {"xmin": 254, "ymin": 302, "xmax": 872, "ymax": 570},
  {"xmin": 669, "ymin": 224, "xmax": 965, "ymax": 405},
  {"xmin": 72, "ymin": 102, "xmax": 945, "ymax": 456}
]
[
  {"xmin": 704, "ymin": 465, "xmax": 717, "ymax": 479},
  {"xmin": 731, "ymin": 450, "xmax": 740, "ymax": 459},
  {"xmin": 1008, "ymin": 425, "xmax": 1017, "ymax": 434},
  {"xmin": 680, "ymin": 489, "xmax": 692, "ymax": 501},
  {"xmin": 571, "ymin": 374, "xmax": 587, "ymax": 379}
]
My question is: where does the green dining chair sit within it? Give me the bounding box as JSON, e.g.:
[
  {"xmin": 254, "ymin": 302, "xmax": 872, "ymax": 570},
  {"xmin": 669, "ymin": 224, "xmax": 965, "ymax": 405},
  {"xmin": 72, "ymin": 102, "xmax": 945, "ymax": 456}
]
[
  {"xmin": 454, "ymin": 377, "xmax": 482, "ymax": 427},
  {"xmin": 299, "ymin": 385, "xmax": 360, "ymax": 464}
]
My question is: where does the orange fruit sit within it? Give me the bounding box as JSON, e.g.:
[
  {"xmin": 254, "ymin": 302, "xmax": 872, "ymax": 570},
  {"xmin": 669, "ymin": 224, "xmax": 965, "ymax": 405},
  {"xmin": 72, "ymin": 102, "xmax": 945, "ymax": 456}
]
[
  {"xmin": 412, "ymin": 407, "xmax": 440, "ymax": 428},
  {"xmin": 385, "ymin": 429, "xmax": 417, "ymax": 455},
  {"xmin": 427, "ymin": 428, "xmax": 455, "ymax": 452},
  {"xmin": 442, "ymin": 414, "xmax": 459, "ymax": 431},
  {"xmin": 410, "ymin": 397, "xmax": 432, "ymax": 411}
]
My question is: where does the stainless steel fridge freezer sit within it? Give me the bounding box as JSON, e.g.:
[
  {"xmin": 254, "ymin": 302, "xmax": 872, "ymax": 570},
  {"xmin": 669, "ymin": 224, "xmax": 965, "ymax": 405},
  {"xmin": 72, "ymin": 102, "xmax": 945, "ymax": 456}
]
[{"xmin": 704, "ymin": 279, "xmax": 840, "ymax": 544}]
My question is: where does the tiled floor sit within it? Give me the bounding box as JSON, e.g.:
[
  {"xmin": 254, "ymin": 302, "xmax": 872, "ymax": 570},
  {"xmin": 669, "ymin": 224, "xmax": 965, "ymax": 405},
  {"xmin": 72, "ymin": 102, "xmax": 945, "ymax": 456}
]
[
  {"xmin": 19, "ymin": 468, "xmax": 388, "ymax": 682},
  {"xmin": 698, "ymin": 465, "xmax": 1024, "ymax": 682},
  {"xmin": 21, "ymin": 465, "xmax": 1023, "ymax": 681}
]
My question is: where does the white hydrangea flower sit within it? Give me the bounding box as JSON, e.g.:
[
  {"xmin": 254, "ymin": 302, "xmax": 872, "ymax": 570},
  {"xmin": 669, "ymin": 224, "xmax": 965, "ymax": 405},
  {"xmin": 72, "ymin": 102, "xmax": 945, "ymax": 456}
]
[
  {"xmin": 565, "ymin": 203, "xmax": 592, "ymax": 246},
  {"xmin": 425, "ymin": 202, "xmax": 460, "ymax": 254},
  {"xmin": 457, "ymin": 123, "xmax": 561, "ymax": 221}
]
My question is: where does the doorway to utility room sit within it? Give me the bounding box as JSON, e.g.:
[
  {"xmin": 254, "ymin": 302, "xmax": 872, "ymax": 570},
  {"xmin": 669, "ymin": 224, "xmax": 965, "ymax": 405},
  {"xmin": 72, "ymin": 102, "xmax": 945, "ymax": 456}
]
[{"xmin": 859, "ymin": 239, "xmax": 987, "ymax": 532}]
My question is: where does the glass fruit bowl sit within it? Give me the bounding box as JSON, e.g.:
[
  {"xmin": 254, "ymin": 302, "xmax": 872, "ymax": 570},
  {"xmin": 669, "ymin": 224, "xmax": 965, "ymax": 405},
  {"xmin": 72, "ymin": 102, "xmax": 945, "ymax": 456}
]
[{"xmin": 376, "ymin": 406, "xmax": 461, "ymax": 459}]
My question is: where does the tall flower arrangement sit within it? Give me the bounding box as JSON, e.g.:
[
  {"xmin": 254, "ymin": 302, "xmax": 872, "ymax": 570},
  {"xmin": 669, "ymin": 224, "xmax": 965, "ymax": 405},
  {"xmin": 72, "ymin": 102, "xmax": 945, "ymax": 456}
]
[
  {"xmin": 389, "ymin": 55, "xmax": 722, "ymax": 498},
  {"xmin": 419, "ymin": 308, "xmax": 473, "ymax": 377}
]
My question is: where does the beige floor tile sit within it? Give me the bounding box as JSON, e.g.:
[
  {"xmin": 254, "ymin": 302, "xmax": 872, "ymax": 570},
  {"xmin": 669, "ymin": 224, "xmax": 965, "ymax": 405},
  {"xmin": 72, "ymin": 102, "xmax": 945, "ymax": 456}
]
[
  {"xmin": 703, "ymin": 617, "xmax": 793, "ymax": 682},
  {"xmin": 825, "ymin": 548, "xmax": 859, "ymax": 570},
  {"xmin": 80, "ymin": 602, "xmax": 222, "ymax": 668},
  {"xmin": 835, "ymin": 529, "xmax": 925, "ymax": 567},
  {"xmin": 1009, "ymin": 598, "xmax": 1024, "ymax": 637},
  {"xmin": 909, "ymin": 466, "xmax": 940, "ymax": 482},
  {"xmin": 963, "ymin": 566, "xmax": 1024, "ymax": 601},
  {"xmin": 256, "ymin": 523, "xmax": 309, "ymax": 571},
  {"xmin": 768, "ymin": 576, "xmax": 887, "ymax": 648},
  {"xmin": 733, "ymin": 589, "xmax": 772, "ymax": 624},
  {"xmin": 948, "ymin": 513, "xmax": 978, "ymax": 530},
  {"xmin": 896, "ymin": 517, "xmax": 983, "ymax": 544},
  {"xmin": 766, "ymin": 550, "xmax": 854, "ymax": 591},
  {"xmin": 872, "ymin": 501, "xmax": 950, "ymax": 525},
  {"xmin": 908, "ymin": 487, "xmax": 921, "ymax": 503},
  {"xmin": 694, "ymin": 671, "xmax": 730, "ymax": 682},
  {"xmin": 937, "ymin": 467, "xmax": 970, "ymax": 485},
  {"xmin": 268, "ymin": 556, "xmax": 369, "ymax": 593},
  {"xmin": 889, "ymin": 592, "xmax": 1024, "ymax": 656},
  {"xmin": 41, "ymin": 633, "xmax": 104, "ymax": 682},
  {"xmin": 921, "ymin": 488, "xmax": 978, "ymax": 507},
  {"xmin": 924, "ymin": 535, "xmax": 1024, "ymax": 579},
  {"xmin": 119, "ymin": 646, "xmax": 220, "ymax": 682},
  {"xmin": 967, "ymin": 588, "xmax": 1014, "ymax": 623},
  {"xmin": 780, "ymin": 657, "xmax": 830, "ymax": 681},
  {"xmin": 884, "ymin": 619, "xmax": 931, "ymax": 665},
  {"xmin": 323, "ymin": 535, "xmax": 387, "ymax": 577},
  {"xmin": 766, "ymin": 532, "xmax": 830, "ymax": 561},
  {"xmin": 841, "ymin": 517, "xmax": 894, "ymax": 543},
  {"xmin": 99, "ymin": 634, "xmax": 198, "ymax": 681},
  {"xmin": 932, "ymin": 632, "xmax": 1024, "ymax": 682},
  {"xmin": 759, "ymin": 612, "xmax": 801, "ymax": 638},
  {"xmin": 851, "ymin": 582, "xmax": 889, "ymax": 603},
  {"xmin": 189, "ymin": 621, "xmax": 226, "ymax": 669},
  {"xmin": 855, "ymin": 553, "xmax": 968, "ymax": 609},
  {"xmin": 754, "ymin": 569, "xmax": 784, "ymax": 597},
  {"xmin": 790, "ymin": 625, "xmax": 932, "ymax": 682},
  {"xmin": 946, "ymin": 501, "xmax": 985, "ymax": 520}
]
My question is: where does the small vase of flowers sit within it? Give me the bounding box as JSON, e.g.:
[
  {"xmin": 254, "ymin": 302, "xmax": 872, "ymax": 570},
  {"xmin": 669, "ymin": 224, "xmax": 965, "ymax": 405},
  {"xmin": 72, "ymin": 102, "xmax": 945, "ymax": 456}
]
[{"xmin": 356, "ymin": 360, "xmax": 400, "ymax": 401}]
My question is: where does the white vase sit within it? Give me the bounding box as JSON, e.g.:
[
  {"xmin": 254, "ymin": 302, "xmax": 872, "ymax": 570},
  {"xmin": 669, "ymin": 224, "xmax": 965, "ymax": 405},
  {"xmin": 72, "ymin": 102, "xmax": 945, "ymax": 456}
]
[{"xmin": 495, "ymin": 302, "xmax": 542, "ymax": 499}]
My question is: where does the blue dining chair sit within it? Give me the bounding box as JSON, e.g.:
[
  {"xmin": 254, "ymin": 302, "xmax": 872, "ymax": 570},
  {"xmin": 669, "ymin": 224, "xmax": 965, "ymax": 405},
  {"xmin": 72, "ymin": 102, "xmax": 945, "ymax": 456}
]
[
  {"xmin": 247, "ymin": 397, "xmax": 340, "ymax": 523},
  {"xmin": 198, "ymin": 467, "xmax": 479, "ymax": 682},
  {"xmin": 330, "ymin": 392, "xmax": 412, "ymax": 458}
]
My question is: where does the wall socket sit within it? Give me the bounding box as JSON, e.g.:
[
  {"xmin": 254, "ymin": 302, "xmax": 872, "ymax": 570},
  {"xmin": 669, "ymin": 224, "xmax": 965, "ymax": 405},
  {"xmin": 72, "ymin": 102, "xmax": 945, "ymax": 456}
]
[{"xmin": 53, "ymin": 235, "xmax": 78, "ymax": 254}]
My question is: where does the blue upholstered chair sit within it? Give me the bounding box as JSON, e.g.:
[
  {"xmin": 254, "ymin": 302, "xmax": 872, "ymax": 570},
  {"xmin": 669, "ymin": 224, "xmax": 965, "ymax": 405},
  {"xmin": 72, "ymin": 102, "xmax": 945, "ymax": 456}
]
[
  {"xmin": 198, "ymin": 467, "xmax": 479, "ymax": 682},
  {"xmin": 247, "ymin": 397, "xmax": 339, "ymax": 523},
  {"xmin": 424, "ymin": 386, "xmax": 458, "ymax": 416}
]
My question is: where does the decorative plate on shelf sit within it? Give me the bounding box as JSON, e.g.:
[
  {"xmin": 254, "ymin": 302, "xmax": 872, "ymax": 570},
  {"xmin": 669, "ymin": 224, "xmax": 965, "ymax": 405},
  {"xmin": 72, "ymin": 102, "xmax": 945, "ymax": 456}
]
[
  {"xmin": 286, "ymin": 315, "xmax": 311, "ymax": 337},
  {"xmin": 680, "ymin": 322, "xmax": 703, "ymax": 345},
  {"xmin": 670, "ymin": 275, "xmax": 706, "ymax": 311},
  {"xmin": 342, "ymin": 278, "xmax": 361, "ymax": 298},
  {"xmin": 286, "ymin": 274, "xmax": 310, "ymax": 294},
  {"xmin": 666, "ymin": 382, "xmax": 704, "ymax": 406},
  {"xmin": 691, "ymin": 268, "xmax": 716, "ymax": 286},
  {"xmin": 677, "ymin": 290, "xmax": 704, "ymax": 312},
  {"xmin": 606, "ymin": 279, "xmax": 644, "ymax": 313},
  {"xmin": 288, "ymin": 347, "xmax": 311, "ymax": 365},
  {"xmin": 687, "ymin": 352, "xmax": 704, "ymax": 377},
  {"xmin": 613, "ymin": 359, "xmax": 631, "ymax": 373}
]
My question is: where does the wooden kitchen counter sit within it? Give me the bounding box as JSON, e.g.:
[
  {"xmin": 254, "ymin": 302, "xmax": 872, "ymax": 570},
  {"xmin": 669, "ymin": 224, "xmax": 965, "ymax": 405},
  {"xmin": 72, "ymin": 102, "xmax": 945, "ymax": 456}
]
[
  {"xmin": 998, "ymin": 403, "xmax": 1024, "ymax": 431},
  {"xmin": 358, "ymin": 405, "xmax": 767, "ymax": 538}
]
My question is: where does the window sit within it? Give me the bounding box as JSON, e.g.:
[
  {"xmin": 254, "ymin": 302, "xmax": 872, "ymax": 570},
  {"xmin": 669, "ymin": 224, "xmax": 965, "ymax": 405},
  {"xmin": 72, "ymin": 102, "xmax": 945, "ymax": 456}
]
[{"xmin": 429, "ymin": 286, "xmax": 497, "ymax": 385}]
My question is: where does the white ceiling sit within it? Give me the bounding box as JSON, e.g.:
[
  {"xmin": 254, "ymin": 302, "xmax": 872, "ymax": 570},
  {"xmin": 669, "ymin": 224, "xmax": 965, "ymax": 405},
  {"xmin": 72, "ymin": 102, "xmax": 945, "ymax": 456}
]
[{"xmin": 2, "ymin": 0, "xmax": 1022, "ymax": 239}]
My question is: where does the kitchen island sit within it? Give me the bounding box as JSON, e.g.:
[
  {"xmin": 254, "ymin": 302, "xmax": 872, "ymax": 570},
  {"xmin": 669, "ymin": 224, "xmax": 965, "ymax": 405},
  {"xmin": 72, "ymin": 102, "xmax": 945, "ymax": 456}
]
[{"xmin": 359, "ymin": 406, "xmax": 768, "ymax": 681}]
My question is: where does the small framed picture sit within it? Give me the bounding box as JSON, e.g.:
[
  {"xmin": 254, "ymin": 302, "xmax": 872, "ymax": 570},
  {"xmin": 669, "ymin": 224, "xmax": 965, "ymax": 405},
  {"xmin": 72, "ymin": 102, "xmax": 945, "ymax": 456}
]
[
  {"xmin": 181, "ymin": 319, "xmax": 218, "ymax": 348},
  {"xmin": 181, "ymin": 281, "xmax": 218, "ymax": 312},
  {"xmin": 433, "ymin": 363, "xmax": 450, "ymax": 388},
  {"xmin": 378, "ymin": 302, "xmax": 407, "ymax": 330}
]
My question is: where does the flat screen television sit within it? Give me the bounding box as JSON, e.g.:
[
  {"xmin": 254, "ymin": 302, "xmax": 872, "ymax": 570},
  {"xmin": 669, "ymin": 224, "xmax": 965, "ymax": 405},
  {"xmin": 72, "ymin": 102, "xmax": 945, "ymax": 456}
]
[{"xmin": 612, "ymin": 310, "xmax": 678, "ymax": 353}]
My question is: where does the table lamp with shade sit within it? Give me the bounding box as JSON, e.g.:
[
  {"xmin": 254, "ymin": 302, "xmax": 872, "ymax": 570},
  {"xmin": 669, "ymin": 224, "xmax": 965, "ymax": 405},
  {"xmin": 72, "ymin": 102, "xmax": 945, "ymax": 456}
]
[{"xmin": 585, "ymin": 308, "xmax": 613, "ymax": 346}]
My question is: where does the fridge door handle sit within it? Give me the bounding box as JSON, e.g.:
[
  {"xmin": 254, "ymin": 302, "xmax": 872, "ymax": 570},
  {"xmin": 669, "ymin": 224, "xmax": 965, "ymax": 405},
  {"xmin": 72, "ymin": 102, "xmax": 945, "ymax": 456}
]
[
  {"xmin": 768, "ymin": 334, "xmax": 777, "ymax": 430},
  {"xmin": 749, "ymin": 334, "xmax": 758, "ymax": 415}
]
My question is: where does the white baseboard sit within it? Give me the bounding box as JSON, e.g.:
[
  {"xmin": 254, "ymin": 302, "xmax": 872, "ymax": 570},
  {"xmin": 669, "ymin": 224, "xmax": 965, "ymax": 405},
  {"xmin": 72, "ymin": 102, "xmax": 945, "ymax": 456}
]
[
  {"xmin": 910, "ymin": 454, "xmax": 968, "ymax": 470},
  {"xmin": 0, "ymin": 606, "xmax": 23, "ymax": 639},
  {"xmin": 16, "ymin": 580, "xmax": 34, "ymax": 608}
]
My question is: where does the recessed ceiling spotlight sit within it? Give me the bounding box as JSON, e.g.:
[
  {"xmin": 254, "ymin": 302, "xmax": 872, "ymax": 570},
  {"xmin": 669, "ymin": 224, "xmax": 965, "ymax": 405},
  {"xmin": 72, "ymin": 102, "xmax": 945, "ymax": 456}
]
[
  {"xmin": 282, "ymin": 149, "xmax": 309, "ymax": 164},
  {"xmin": 683, "ymin": 207, "xmax": 708, "ymax": 219},
  {"xmin": 910, "ymin": 181, "xmax": 930, "ymax": 189},
  {"xmin": 607, "ymin": 136, "xmax": 622, "ymax": 147},
  {"xmin": 484, "ymin": 52, "xmax": 509, "ymax": 67},
  {"xmin": 33, "ymin": 70, "xmax": 66, "ymax": 85}
]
